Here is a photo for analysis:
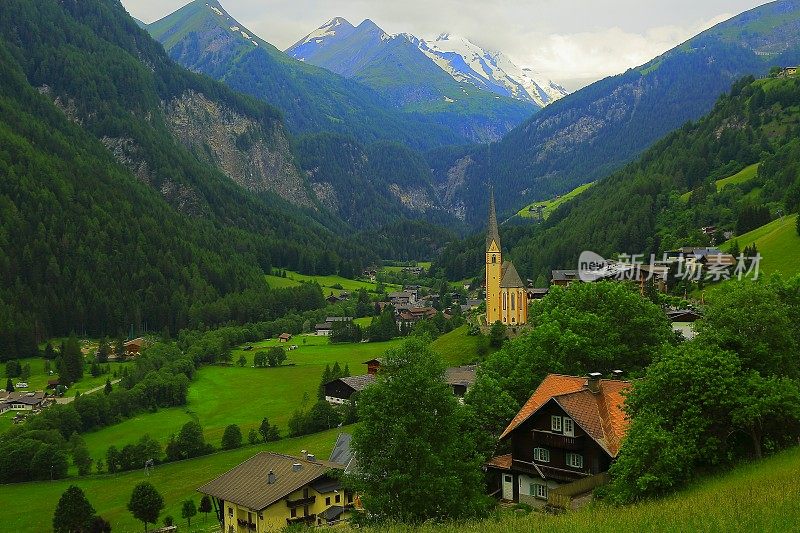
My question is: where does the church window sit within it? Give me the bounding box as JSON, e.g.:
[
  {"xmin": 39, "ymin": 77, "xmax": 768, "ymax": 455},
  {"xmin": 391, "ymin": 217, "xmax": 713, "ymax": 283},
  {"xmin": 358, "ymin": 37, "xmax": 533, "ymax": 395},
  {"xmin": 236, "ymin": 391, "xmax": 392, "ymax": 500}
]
[
  {"xmin": 502, "ymin": 293, "xmax": 506, "ymax": 310},
  {"xmin": 492, "ymin": 255, "xmax": 496, "ymax": 264},
  {"xmin": 511, "ymin": 293, "xmax": 515, "ymax": 310}
]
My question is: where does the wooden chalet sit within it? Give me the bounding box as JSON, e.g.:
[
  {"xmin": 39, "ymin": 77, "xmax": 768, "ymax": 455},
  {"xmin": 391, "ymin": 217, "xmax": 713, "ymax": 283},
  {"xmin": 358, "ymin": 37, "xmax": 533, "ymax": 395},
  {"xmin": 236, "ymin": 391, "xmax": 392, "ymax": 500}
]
[
  {"xmin": 278, "ymin": 333, "xmax": 293, "ymax": 343},
  {"xmin": 123, "ymin": 337, "xmax": 145, "ymax": 356},
  {"xmin": 487, "ymin": 373, "xmax": 630, "ymax": 508}
]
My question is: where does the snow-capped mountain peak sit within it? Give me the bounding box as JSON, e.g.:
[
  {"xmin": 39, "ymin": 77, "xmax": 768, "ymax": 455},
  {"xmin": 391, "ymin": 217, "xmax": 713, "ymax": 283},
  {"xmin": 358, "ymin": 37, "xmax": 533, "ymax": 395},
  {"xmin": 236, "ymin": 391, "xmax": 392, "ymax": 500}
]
[{"xmin": 418, "ymin": 33, "xmax": 567, "ymax": 107}]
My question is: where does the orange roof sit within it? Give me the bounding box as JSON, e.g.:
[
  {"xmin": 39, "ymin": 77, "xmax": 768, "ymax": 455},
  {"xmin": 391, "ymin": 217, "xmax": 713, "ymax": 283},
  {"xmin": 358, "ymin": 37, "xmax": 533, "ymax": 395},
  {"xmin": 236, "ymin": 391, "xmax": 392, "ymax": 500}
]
[
  {"xmin": 500, "ymin": 374, "xmax": 631, "ymax": 457},
  {"xmin": 486, "ymin": 454, "xmax": 512, "ymax": 470}
]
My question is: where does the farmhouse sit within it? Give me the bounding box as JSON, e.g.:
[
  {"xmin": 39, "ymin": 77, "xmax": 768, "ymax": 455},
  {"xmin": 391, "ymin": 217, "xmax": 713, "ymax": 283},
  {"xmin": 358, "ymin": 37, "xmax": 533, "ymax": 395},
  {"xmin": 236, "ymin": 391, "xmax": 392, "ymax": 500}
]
[
  {"xmin": 551, "ymin": 270, "xmax": 580, "ymax": 287},
  {"xmin": 315, "ymin": 317, "xmax": 353, "ymax": 336},
  {"xmin": 278, "ymin": 333, "xmax": 292, "ymax": 343},
  {"xmin": 123, "ymin": 337, "xmax": 146, "ymax": 356},
  {"xmin": 486, "ymin": 190, "xmax": 528, "ymax": 326},
  {"xmin": 388, "ymin": 291, "xmax": 416, "ymax": 305},
  {"xmin": 197, "ymin": 451, "xmax": 356, "ymax": 532},
  {"xmin": 396, "ymin": 307, "xmax": 437, "ymax": 328},
  {"xmin": 0, "ymin": 391, "xmax": 48, "ymax": 414},
  {"xmin": 666, "ymin": 308, "xmax": 703, "ymax": 340},
  {"xmin": 324, "ymin": 361, "xmax": 478, "ymax": 404},
  {"xmin": 487, "ymin": 373, "xmax": 630, "ymax": 508}
]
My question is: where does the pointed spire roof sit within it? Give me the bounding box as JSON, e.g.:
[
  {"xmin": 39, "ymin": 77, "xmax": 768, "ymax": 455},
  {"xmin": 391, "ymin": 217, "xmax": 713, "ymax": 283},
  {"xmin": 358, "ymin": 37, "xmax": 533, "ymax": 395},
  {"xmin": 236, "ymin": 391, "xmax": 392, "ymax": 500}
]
[{"xmin": 486, "ymin": 187, "xmax": 501, "ymax": 250}]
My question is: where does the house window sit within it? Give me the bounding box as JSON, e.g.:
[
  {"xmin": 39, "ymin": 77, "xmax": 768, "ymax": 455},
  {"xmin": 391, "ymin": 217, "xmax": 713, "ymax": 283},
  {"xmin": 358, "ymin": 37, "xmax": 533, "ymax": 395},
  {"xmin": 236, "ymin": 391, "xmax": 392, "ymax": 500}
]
[
  {"xmin": 335, "ymin": 494, "xmax": 341, "ymax": 503},
  {"xmin": 504, "ymin": 475, "xmax": 512, "ymax": 483},
  {"xmin": 290, "ymin": 508, "xmax": 297, "ymax": 518},
  {"xmin": 325, "ymin": 497, "xmax": 330, "ymax": 505},
  {"xmin": 563, "ymin": 417, "xmax": 575, "ymax": 437},
  {"xmin": 530, "ymin": 483, "xmax": 548, "ymax": 499},
  {"xmin": 533, "ymin": 447, "xmax": 550, "ymax": 463},
  {"xmin": 551, "ymin": 415, "xmax": 562, "ymax": 432},
  {"xmin": 566, "ymin": 453, "xmax": 584, "ymax": 469},
  {"xmin": 228, "ymin": 507, "xmax": 233, "ymax": 517}
]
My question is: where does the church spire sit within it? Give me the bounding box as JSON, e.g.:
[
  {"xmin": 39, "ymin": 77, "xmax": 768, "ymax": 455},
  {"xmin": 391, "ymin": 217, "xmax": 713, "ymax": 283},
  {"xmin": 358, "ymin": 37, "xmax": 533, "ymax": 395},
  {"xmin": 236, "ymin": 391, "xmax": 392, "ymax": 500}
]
[{"xmin": 486, "ymin": 186, "xmax": 501, "ymax": 250}]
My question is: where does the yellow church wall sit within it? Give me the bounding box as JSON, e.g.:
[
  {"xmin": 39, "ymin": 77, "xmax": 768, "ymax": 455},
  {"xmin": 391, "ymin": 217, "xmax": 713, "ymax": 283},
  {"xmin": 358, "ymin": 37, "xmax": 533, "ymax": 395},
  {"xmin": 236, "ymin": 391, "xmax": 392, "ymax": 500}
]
[{"xmin": 486, "ymin": 241, "xmax": 502, "ymax": 324}]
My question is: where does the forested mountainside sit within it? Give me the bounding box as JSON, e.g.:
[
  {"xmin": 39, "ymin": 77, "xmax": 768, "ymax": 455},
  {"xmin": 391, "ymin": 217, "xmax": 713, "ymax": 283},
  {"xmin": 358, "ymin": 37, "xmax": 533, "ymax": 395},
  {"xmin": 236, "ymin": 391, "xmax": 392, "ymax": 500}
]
[
  {"xmin": 431, "ymin": 0, "xmax": 800, "ymax": 225},
  {"xmin": 435, "ymin": 74, "xmax": 800, "ymax": 283},
  {"xmin": 147, "ymin": 1, "xmax": 468, "ymax": 151},
  {"xmin": 0, "ymin": 0, "xmax": 383, "ymax": 355},
  {"xmin": 284, "ymin": 16, "xmax": 536, "ymax": 143}
]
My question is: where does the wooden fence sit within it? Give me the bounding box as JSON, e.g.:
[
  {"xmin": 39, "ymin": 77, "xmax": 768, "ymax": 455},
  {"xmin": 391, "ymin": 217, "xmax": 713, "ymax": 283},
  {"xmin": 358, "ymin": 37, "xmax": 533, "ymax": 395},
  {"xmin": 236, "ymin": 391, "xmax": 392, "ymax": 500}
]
[{"xmin": 547, "ymin": 472, "xmax": 611, "ymax": 510}]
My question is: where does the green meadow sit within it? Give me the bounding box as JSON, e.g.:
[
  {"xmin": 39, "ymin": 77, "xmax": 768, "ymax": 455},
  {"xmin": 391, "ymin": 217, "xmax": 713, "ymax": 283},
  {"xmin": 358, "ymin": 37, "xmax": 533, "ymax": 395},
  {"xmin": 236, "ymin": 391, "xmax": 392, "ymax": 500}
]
[
  {"xmin": 0, "ymin": 356, "xmax": 132, "ymax": 395},
  {"xmin": 724, "ymin": 214, "xmax": 800, "ymax": 277},
  {"xmin": 266, "ymin": 270, "xmax": 401, "ymax": 295},
  {"xmin": 81, "ymin": 336, "xmax": 404, "ymax": 460},
  {"xmin": 430, "ymin": 325, "xmax": 494, "ymax": 366},
  {"xmin": 0, "ymin": 428, "xmax": 348, "ymax": 533},
  {"xmin": 517, "ymin": 182, "xmax": 594, "ymax": 220},
  {"xmin": 679, "ymin": 163, "xmax": 760, "ymax": 201}
]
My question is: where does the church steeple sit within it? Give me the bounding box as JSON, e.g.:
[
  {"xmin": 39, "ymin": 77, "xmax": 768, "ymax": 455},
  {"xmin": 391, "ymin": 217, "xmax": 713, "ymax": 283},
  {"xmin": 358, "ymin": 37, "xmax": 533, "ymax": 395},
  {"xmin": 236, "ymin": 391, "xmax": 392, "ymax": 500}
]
[{"xmin": 486, "ymin": 186, "xmax": 501, "ymax": 250}]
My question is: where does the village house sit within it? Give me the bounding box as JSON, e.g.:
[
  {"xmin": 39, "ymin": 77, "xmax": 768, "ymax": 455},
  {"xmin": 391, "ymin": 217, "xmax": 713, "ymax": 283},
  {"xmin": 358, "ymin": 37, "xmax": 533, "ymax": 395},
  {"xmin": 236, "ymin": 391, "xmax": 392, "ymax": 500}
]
[
  {"xmin": 487, "ymin": 373, "xmax": 630, "ymax": 508},
  {"xmin": 388, "ymin": 291, "xmax": 417, "ymax": 305},
  {"xmin": 396, "ymin": 307, "xmax": 438, "ymax": 329},
  {"xmin": 550, "ymin": 270, "xmax": 580, "ymax": 287},
  {"xmin": 197, "ymin": 450, "xmax": 357, "ymax": 532},
  {"xmin": 123, "ymin": 337, "xmax": 146, "ymax": 356},
  {"xmin": 314, "ymin": 317, "xmax": 353, "ymax": 336},
  {"xmin": 325, "ymin": 292, "xmax": 349, "ymax": 305},
  {"xmin": 0, "ymin": 391, "xmax": 48, "ymax": 414},
  {"xmin": 323, "ymin": 360, "xmax": 478, "ymax": 404},
  {"xmin": 278, "ymin": 333, "xmax": 293, "ymax": 343}
]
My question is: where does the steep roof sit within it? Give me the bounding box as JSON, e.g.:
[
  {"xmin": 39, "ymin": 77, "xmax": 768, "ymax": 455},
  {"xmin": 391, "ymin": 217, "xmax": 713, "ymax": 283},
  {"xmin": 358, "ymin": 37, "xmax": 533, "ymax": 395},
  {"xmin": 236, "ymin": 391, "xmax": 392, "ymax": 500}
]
[
  {"xmin": 338, "ymin": 374, "xmax": 376, "ymax": 392},
  {"xmin": 486, "ymin": 187, "xmax": 501, "ymax": 250},
  {"xmin": 197, "ymin": 452, "xmax": 341, "ymax": 511},
  {"xmin": 500, "ymin": 261, "xmax": 525, "ymax": 288},
  {"xmin": 500, "ymin": 374, "xmax": 631, "ymax": 457},
  {"xmin": 445, "ymin": 365, "xmax": 478, "ymax": 387}
]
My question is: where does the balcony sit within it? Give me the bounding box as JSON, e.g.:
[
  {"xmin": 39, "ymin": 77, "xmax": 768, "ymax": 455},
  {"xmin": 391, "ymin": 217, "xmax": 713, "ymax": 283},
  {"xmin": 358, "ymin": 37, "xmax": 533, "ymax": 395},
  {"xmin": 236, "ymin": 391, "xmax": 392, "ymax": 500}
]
[
  {"xmin": 286, "ymin": 514, "xmax": 316, "ymax": 525},
  {"xmin": 532, "ymin": 429, "xmax": 584, "ymax": 450},
  {"xmin": 286, "ymin": 495, "xmax": 316, "ymax": 508},
  {"xmin": 236, "ymin": 518, "xmax": 256, "ymax": 530}
]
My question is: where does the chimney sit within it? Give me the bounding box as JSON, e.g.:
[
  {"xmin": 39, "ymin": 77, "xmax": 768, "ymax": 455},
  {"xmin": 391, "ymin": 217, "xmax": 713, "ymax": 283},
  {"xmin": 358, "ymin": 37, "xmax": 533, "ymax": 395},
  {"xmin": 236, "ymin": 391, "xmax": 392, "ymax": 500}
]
[
  {"xmin": 306, "ymin": 453, "xmax": 316, "ymax": 462},
  {"xmin": 612, "ymin": 369, "xmax": 624, "ymax": 380},
  {"xmin": 267, "ymin": 470, "xmax": 276, "ymax": 484},
  {"xmin": 587, "ymin": 372, "xmax": 602, "ymax": 394},
  {"xmin": 292, "ymin": 463, "xmax": 302, "ymax": 472}
]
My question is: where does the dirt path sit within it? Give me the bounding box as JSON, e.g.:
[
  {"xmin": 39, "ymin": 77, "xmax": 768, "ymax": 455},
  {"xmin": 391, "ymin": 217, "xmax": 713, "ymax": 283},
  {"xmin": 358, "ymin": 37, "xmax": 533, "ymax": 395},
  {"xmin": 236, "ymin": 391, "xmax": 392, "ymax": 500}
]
[{"xmin": 55, "ymin": 379, "xmax": 121, "ymax": 404}]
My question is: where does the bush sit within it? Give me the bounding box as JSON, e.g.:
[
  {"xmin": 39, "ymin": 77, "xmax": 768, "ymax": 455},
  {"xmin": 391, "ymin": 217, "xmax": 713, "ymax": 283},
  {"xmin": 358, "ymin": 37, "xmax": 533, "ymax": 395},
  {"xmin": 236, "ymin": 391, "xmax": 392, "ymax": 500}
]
[{"xmin": 221, "ymin": 424, "xmax": 243, "ymax": 450}]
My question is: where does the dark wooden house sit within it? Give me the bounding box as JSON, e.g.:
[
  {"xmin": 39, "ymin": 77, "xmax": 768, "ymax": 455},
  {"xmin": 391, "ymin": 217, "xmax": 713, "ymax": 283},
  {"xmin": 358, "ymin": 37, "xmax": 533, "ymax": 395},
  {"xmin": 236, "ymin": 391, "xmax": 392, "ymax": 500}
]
[{"xmin": 487, "ymin": 373, "xmax": 630, "ymax": 507}]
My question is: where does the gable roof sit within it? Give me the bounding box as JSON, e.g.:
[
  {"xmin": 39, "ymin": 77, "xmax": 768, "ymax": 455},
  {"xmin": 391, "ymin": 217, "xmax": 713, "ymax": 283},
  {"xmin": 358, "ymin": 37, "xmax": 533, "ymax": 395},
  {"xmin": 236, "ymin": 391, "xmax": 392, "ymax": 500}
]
[
  {"xmin": 338, "ymin": 374, "xmax": 376, "ymax": 392},
  {"xmin": 197, "ymin": 452, "xmax": 341, "ymax": 511},
  {"xmin": 500, "ymin": 261, "xmax": 525, "ymax": 288},
  {"xmin": 551, "ymin": 270, "xmax": 579, "ymax": 282},
  {"xmin": 500, "ymin": 374, "xmax": 630, "ymax": 457},
  {"xmin": 444, "ymin": 365, "xmax": 478, "ymax": 388}
]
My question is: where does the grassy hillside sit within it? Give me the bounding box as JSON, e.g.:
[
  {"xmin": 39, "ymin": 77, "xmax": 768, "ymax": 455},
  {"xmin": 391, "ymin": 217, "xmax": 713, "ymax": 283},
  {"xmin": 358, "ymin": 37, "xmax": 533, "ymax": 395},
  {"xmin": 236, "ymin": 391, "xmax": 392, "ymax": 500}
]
[
  {"xmin": 516, "ymin": 182, "xmax": 594, "ymax": 220},
  {"xmin": 679, "ymin": 163, "xmax": 760, "ymax": 201},
  {"xmin": 431, "ymin": 325, "xmax": 494, "ymax": 366},
  {"xmin": 0, "ymin": 428, "xmax": 347, "ymax": 533},
  {"xmin": 80, "ymin": 336, "xmax": 402, "ymax": 460},
  {"xmin": 724, "ymin": 214, "xmax": 800, "ymax": 277},
  {"xmin": 353, "ymin": 446, "xmax": 800, "ymax": 533}
]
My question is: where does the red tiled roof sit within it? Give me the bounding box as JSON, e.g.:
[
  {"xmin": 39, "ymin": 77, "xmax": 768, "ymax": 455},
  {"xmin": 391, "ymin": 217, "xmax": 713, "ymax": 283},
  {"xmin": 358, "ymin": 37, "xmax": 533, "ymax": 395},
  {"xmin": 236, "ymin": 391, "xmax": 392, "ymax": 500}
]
[
  {"xmin": 499, "ymin": 374, "xmax": 631, "ymax": 457},
  {"xmin": 486, "ymin": 453, "xmax": 512, "ymax": 470}
]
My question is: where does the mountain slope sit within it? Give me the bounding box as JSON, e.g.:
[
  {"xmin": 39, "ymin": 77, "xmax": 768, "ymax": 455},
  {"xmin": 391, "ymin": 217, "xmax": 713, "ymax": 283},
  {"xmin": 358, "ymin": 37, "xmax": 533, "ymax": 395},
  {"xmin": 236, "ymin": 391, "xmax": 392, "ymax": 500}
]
[
  {"xmin": 147, "ymin": 1, "xmax": 464, "ymax": 150},
  {"xmin": 433, "ymin": 0, "xmax": 800, "ymax": 224},
  {"xmin": 417, "ymin": 34, "xmax": 567, "ymax": 107},
  {"xmin": 287, "ymin": 18, "xmax": 537, "ymax": 142},
  {"xmin": 435, "ymin": 73, "xmax": 800, "ymax": 283},
  {"xmin": 0, "ymin": 0, "xmax": 382, "ymax": 352}
]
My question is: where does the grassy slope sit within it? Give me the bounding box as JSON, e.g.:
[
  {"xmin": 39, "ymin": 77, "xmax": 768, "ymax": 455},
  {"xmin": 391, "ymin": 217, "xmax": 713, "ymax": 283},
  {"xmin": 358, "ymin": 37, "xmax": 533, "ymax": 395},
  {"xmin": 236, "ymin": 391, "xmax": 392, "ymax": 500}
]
[
  {"xmin": 724, "ymin": 214, "xmax": 800, "ymax": 276},
  {"xmin": 354, "ymin": 446, "xmax": 800, "ymax": 533},
  {"xmin": 0, "ymin": 357, "xmax": 132, "ymax": 395},
  {"xmin": 516, "ymin": 182, "xmax": 594, "ymax": 220},
  {"xmin": 0, "ymin": 428, "xmax": 347, "ymax": 533},
  {"xmin": 81, "ymin": 336, "xmax": 403, "ymax": 460},
  {"xmin": 679, "ymin": 163, "xmax": 760, "ymax": 201},
  {"xmin": 431, "ymin": 325, "xmax": 494, "ymax": 366},
  {"xmin": 268, "ymin": 270, "xmax": 401, "ymax": 295}
]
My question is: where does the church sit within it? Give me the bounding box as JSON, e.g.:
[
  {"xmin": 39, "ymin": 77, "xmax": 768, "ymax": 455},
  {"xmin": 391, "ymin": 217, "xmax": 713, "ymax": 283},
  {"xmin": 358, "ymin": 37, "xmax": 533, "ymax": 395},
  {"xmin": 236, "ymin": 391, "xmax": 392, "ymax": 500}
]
[{"xmin": 485, "ymin": 190, "xmax": 528, "ymax": 326}]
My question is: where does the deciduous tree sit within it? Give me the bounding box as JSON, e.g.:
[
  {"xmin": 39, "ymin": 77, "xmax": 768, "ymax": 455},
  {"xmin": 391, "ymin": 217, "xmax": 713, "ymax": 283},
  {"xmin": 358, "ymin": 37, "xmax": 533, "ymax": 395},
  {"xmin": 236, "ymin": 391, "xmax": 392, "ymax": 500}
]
[{"xmin": 128, "ymin": 482, "xmax": 164, "ymax": 533}]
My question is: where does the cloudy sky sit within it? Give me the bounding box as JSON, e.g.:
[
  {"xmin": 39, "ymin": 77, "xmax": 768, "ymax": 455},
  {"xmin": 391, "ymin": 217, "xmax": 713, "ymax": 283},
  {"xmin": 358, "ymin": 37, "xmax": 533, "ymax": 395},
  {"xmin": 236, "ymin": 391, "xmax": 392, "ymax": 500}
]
[{"xmin": 122, "ymin": 0, "xmax": 769, "ymax": 90}]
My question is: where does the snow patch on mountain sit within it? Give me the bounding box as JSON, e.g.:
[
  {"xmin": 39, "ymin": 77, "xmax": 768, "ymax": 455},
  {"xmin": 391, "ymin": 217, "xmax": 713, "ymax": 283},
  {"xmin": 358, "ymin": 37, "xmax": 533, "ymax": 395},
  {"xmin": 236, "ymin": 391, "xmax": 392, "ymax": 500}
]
[{"xmin": 417, "ymin": 34, "xmax": 568, "ymax": 107}]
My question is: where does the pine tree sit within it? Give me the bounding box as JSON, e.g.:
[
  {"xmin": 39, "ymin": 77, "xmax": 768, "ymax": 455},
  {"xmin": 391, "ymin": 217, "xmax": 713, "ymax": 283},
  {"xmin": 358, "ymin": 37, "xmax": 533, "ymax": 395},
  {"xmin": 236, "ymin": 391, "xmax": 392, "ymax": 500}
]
[
  {"xmin": 318, "ymin": 364, "xmax": 332, "ymax": 399},
  {"xmin": 104, "ymin": 379, "xmax": 113, "ymax": 395},
  {"xmin": 5, "ymin": 378, "xmax": 13, "ymax": 392}
]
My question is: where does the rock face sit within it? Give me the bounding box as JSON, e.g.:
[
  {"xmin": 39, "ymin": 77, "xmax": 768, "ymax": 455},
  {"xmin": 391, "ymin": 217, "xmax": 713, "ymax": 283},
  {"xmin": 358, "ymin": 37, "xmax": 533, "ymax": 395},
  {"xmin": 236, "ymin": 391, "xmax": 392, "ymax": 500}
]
[{"xmin": 164, "ymin": 90, "xmax": 312, "ymax": 207}]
